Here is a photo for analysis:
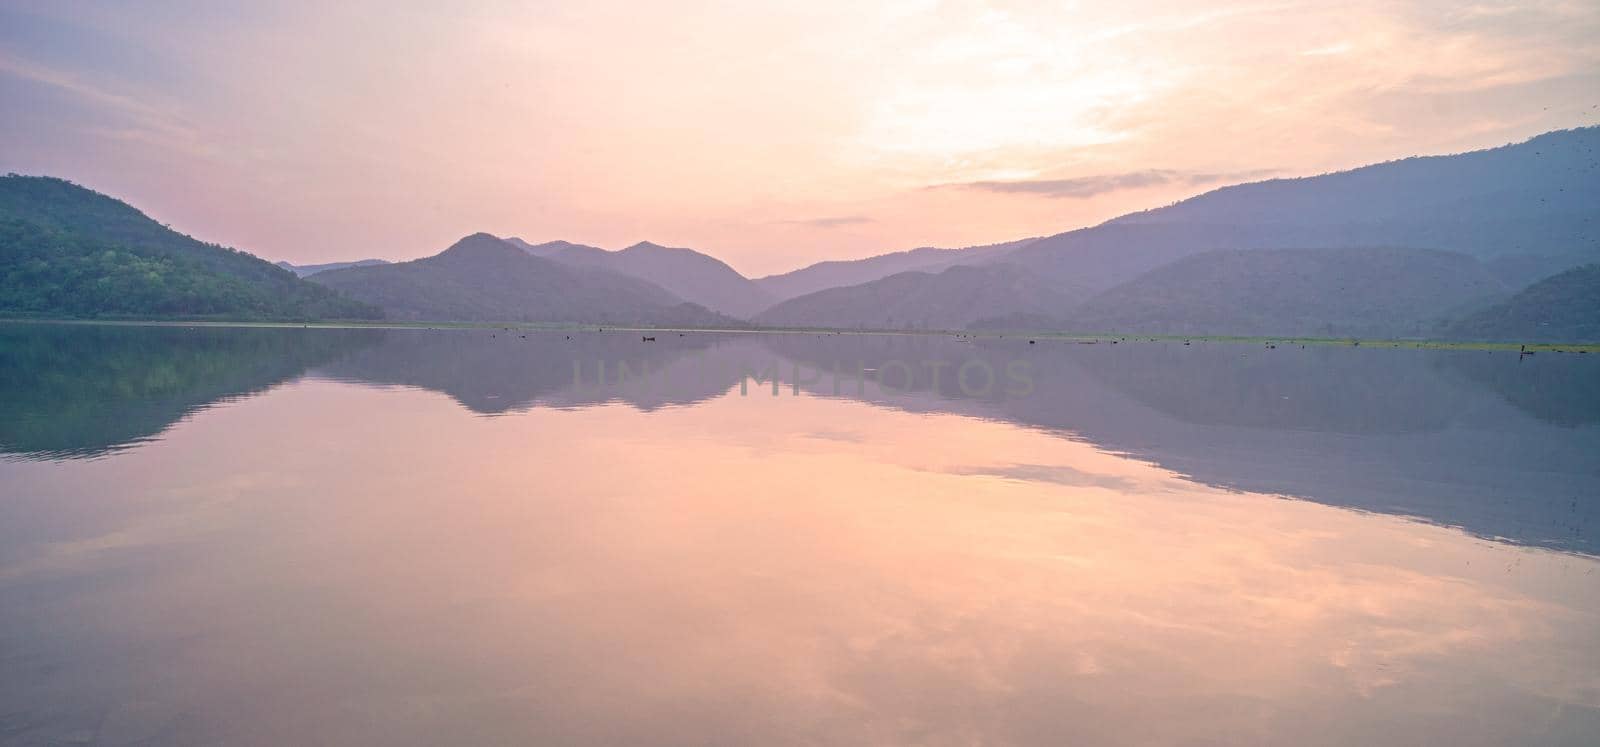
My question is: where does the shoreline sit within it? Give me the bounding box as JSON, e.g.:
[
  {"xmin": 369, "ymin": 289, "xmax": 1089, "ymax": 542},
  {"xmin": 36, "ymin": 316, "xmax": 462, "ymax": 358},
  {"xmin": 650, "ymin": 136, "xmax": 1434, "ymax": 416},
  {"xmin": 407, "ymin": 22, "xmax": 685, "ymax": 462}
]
[{"xmin": 3, "ymin": 317, "xmax": 1596, "ymax": 353}]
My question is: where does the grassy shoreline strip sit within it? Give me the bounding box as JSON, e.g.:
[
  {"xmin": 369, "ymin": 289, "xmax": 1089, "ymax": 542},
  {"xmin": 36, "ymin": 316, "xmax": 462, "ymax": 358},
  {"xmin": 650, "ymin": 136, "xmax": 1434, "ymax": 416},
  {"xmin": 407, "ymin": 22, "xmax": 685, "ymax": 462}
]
[{"xmin": 2, "ymin": 317, "xmax": 1596, "ymax": 352}]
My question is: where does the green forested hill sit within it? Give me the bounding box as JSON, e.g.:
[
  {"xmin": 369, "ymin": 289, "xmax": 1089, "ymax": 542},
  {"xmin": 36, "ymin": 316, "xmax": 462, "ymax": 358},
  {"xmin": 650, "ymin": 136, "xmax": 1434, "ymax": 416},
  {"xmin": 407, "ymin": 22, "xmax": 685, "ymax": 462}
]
[{"xmin": 0, "ymin": 175, "xmax": 380, "ymax": 319}]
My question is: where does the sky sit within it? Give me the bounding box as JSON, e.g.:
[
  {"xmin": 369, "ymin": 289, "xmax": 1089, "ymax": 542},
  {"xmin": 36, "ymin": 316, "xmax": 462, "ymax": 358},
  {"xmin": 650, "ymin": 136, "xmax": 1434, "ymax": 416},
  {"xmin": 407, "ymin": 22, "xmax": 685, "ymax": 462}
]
[{"xmin": 1, "ymin": 1, "xmax": 1597, "ymax": 276}]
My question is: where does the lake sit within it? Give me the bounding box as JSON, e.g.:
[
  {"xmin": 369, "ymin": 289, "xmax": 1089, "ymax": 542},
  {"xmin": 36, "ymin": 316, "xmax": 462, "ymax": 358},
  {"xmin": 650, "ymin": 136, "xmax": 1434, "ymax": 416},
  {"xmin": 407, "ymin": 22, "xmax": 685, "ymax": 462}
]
[{"xmin": 2, "ymin": 322, "xmax": 1597, "ymax": 745}]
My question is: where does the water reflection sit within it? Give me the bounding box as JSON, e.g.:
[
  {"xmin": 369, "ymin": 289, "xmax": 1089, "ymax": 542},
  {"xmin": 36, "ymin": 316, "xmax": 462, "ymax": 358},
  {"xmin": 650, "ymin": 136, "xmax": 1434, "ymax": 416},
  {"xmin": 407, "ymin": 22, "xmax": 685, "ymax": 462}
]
[
  {"xmin": 0, "ymin": 324, "xmax": 382, "ymax": 459},
  {"xmin": 313, "ymin": 328, "xmax": 747, "ymax": 413},
  {"xmin": 0, "ymin": 341, "xmax": 1596, "ymax": 744},
  {"xmin": 761, "ymin": 335, "xmax": 1600, "ymax": 554},
  {"xmin": 4, "ymin": 323, "xmax": 1594, "ymax": 554}
]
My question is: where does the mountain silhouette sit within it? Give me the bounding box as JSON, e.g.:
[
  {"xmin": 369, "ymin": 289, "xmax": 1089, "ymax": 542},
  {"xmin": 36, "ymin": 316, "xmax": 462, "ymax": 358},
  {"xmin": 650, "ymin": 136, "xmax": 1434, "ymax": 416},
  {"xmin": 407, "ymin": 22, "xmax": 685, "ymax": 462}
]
[
  {"xmin": 539, "ymin": 240, "xmax": 775, "ymax": 317},
  {"xmin": 751, "ymin": 129, "xmax": 1598, "ymax": 337},
  {"xmin": 309, "ymin": 233, "xmax": 740, "ymax": 326}
]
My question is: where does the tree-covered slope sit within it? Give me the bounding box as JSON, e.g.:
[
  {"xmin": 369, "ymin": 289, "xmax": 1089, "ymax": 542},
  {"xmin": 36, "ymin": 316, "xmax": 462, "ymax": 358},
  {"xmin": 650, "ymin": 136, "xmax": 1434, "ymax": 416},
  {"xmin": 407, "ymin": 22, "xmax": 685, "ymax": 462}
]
[
  {"xmin": 0, "ymin": 175, "xmax": 380, "ymax": 319},
  {"xmin": 1448, "ymin": 264, "xmax": 1600, "ymax": 342},
  {"xmin": 1061, "ymin": 247, "xmax": 1509, "ymax": 338}
]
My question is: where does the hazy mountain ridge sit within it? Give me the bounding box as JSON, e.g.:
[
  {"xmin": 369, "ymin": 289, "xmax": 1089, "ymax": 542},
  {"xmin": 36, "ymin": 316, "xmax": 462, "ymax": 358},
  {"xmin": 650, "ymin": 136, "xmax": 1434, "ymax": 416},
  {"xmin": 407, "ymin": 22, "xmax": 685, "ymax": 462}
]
[
  {"xmin": 502, "ymin": 237, "xmax": 773, "ymax": 316},
  {"xmin": 277, "ymin": 259, "xmax": 389, "ymax": 277},
  {"xmin": 1057, "ymin": 247, "xmax": 1509, "ymax": 338},
  {"xmin": 309, "ymin": 233, "xmax": 740, "ymax": 326},
  {"xmin": 545, "ymin": 240, "xmax": 775, "ymax": 317},
  {"xmin": 504, "ymin": 238, "xmax": 597, "ymax": 258},
  {"xmin": 753, "ymin": 263, "xmax": 1089, "ymax": 330},
  {"xmin": 1109, "ymin": 128, "xmax": 1598, "ymax": 230},
  {"xmin": 754, "ymin": 237, "xmax": 1038, "ymax": 302},
  {"xmin": 996, "ymin": 127, "xmax": 1599, "ymax": 295},
  {"xmin": 1448, "ymin": 264, "xmax": 1600, "ymax": 342},
  {"xmin": 751, "ymin": 246, "xmax": 1517, "ymax": 337},
  {"xmin": 752, "ymin": 128, "xmax": 1598, "ymax": 338}
]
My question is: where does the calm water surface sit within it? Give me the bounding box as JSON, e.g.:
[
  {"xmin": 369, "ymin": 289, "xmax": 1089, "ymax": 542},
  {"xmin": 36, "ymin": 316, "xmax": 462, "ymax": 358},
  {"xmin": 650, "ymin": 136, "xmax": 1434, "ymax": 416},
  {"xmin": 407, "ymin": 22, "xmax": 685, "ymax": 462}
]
[{"xmin": 2, "ymin": 323, "xmax": 1598, "ymax": 745}]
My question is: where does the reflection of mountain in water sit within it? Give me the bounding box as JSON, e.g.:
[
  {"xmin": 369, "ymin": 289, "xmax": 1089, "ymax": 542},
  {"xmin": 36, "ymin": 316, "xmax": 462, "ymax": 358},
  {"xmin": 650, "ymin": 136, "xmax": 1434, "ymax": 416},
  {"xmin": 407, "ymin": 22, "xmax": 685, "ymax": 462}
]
[
  {"xmin": 4, "ymin": 324, "xmax": 1595, "ymax": 554},
  {"xmin": 760, "ymin": 334, "xmax": 1600, "ymax": 554},
  {"xmin": 1065, "ymin": 343, "xmax": 1477, "ymax": 434},
  {"xmin": 310, "ymin": 328, "xmax": 747, "ymax": 413},
  {"xmin": 1436, "ymin": 351, "xmax": 1600, "ymax": 428},
  {"xmin": 0, "ymin": 323, "xmax": 382, "ymax": 460}
]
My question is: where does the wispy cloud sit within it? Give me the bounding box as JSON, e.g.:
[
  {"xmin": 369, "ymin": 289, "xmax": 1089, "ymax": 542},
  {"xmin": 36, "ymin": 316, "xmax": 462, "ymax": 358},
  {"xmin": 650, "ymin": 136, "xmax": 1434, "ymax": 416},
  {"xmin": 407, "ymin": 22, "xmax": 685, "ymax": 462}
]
[
  {"xmin": 1183, "ymin": 168, "xmax": 1281, "ymax": 184},
  {"xmin": 945, "ymin": 463, "xmax": 1143, "ymax": 492},
  {"xmin": 0, "ymin": 51, "xmax": 214, "ymax": 162},
  {"xmin": 779, "ymin": 215, "xmax": 875, "ymax": 228},
  {"xmin": 945, "ymin": 168, "xmax": 1279, "ymax": 199}
]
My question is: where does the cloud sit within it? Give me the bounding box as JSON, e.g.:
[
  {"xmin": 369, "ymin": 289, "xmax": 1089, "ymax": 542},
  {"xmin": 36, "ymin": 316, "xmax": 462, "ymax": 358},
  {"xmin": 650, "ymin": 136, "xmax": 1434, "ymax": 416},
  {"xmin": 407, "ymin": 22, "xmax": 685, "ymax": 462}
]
[
  {"xmin": 0, "ymin": 51, "xmax": 215, "ymax": 163},
  {"xmin": 779, "ymin": 215, "xmax": 875, "ymax": 228},
  {"xmin": 0, "ymin": 53, "xmax": 192, "ymax": 139},
  {"xmin": 946, "ymin": 463, "xmax": 1143, "ymax": 492},
  {"xmin": 946, "ymin": 168, "xmax": 1280, "ymax": 199},
  {"xmin": 1183, "ymin": 168, "xmax": 1282, "ymax": 184}
]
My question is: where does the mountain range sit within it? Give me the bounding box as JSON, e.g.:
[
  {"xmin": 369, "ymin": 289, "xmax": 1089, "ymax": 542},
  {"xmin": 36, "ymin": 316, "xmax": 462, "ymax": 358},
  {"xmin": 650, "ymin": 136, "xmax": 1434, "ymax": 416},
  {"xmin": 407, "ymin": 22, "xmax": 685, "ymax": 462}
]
[
  {"xmin": 752, "ymin": 237, "xmax": 1039, "ymax": 302},
  {"xmin": 507, "ymin": 238, "xmax": 774, "ymax": 317},
  {"xmin": 748, "ymin": 127, "xmax": 1598, "ymax": 337},
  {"xmin": 755, "ymin": 263, "xmax": 1087, "ymax": 330},
  {"xmin": 2, "ymin": 127, "xmax": 1596, "ymax": 340},
  {"xmin": 309, "ymin": 233, "xmax": 739, "ymax": 327},
  {"xmin": 277, "ymin": 259, "xmax": 389, "ymax": 277},
  {"xmin": 1051, "ymin": 247, "xmax": 1508, "ymax": 338}
]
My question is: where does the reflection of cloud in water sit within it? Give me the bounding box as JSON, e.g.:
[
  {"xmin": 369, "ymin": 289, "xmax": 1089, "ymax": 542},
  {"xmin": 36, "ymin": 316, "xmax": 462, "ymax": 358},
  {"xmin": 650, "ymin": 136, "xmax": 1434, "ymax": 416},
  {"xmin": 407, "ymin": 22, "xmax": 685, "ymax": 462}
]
[
  {"xmin": 758, "ymin": 334, "xmax": 1600, "ymax": 556},
  {"xmin": 3, "ymin": 363, "xmax": 1600, "ymax": 742},
  {"xmin": 5, "ymin": 384, "xmax": 1597, "ymax": 744},
  {"xmin": 804, "ymin": 428, "xmax": 866, "ymax": 443},
  {"xmin": 946, "ymin": 462, "xmax": 1143, "ymax": 492}
]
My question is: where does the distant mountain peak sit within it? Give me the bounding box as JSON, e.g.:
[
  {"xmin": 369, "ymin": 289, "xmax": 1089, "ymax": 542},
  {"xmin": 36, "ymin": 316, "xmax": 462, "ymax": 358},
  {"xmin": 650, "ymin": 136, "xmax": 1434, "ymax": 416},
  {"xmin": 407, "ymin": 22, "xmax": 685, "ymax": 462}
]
[
  {"xmin": 504, "ymin": 237, "xmax": 601, "ymax": 257},
  {"xmin": 508, "ymin": 238, "xmax": 772, "ymax": 317},
  {"xmin": 305, "ymin": 232, "xmax": 741, "ymax": 327},
  {"xmin": 439, "ymin": 233, "xmax": 521, "ymax": 259}
]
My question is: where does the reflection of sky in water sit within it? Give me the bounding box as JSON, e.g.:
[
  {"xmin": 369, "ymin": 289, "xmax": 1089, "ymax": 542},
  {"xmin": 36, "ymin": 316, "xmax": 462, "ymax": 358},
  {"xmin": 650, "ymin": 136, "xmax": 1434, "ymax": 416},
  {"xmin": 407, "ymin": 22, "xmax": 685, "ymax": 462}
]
[{"xmin": 2, "ymin": 363, "xmax": 1598, "ymax": 745}]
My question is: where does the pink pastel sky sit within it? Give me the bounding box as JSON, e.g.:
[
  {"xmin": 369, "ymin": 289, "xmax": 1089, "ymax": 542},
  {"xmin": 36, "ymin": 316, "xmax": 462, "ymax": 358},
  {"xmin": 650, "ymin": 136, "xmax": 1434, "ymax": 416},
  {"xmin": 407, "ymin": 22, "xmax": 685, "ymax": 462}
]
[{"xmin": 1, "ymin": 0, "xmax": 1596, "ymax": 276}]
